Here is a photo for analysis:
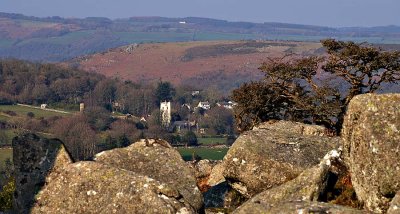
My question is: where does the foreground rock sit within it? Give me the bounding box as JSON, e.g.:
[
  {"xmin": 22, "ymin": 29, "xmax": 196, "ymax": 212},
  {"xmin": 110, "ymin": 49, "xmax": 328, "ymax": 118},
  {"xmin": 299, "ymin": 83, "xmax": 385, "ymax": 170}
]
[
  {"xmin": 234, "ymin": 201, "xmax": 365, "ymax": 214},
  {"xmin": 223, "ymin": 121, "xmax": 339, "ymax": 197},
  {"xmin": 32, "ymin": 162, "xmax": 194, "ymax": 214},
  {"xmin": 188, "ymin": 160, "xmax": 221, "ymax": 192},
  {"xmin": 12, "ymin": 133, "xmax": 72, "ymax": 214},
  {"xmin": 234, "ymin": 149, "xmax": 348, "ymax": 213},
  {"xmin": 207, "ymin": 162, "xmax": 225, "ymax": 187},
  {"xmin": 388, "ymin": 191, "xmax": 400, "ymax": 214},
  {"xmin": 94, "ymin": 139, "xmax": 203, "ymax": 212},
  {"xmin": 342, "ymin": 94, "xmax": 400, "ymax": 213},
  {"xmin": 204, "ymin": 182, "xmax": 245, "ymax": 212}
]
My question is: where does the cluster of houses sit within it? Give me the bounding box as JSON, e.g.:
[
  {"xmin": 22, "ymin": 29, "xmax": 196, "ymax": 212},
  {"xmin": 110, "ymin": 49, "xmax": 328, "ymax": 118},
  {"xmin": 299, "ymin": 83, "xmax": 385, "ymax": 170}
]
[{"xmin": 160, "ymin": 100, "xmax": 237, "ymax": 134}]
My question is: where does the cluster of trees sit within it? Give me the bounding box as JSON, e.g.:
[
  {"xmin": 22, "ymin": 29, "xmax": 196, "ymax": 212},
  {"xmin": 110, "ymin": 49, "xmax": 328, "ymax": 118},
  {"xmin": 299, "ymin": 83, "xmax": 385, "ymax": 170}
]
[
  {"xmin": 0, "ymin": 59, "xmax": 237, "ymax": 160},
  {"xmin": 232, "ymin": 39, "xmax": 400, "ymax": 133}
]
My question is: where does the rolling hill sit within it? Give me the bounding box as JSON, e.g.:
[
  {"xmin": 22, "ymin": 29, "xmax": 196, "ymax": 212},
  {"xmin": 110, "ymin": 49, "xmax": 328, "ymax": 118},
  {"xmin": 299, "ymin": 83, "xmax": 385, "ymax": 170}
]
[
  {"xmin": 1, "ymin": 12, "xmax": 400, "ymax": 62},
  {"xmin": 69, "ymin": 40, "xmax": 323, "ymax": 93}
]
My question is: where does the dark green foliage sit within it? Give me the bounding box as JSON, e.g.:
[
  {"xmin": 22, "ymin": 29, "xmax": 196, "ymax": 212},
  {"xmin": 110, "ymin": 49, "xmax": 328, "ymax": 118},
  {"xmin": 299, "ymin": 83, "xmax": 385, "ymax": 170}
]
[
  {"xmin": 26, "ymin": 112, "xmax": 34, "ymax": 118},
  {"xmin": 155, "ymin": 81, "xmax": 176, "ymax": 103},
  {"xmin": 232, "ymin": 40, "xmax": 400, "ymax": 133},
  {"xmin": 183, "ymin": 131, "xmax": 198, "ymax": 146}
]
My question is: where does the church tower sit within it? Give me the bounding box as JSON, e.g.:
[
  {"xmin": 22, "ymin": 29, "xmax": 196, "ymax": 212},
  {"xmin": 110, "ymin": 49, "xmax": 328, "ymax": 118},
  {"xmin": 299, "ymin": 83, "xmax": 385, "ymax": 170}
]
[{"xmin": 160, "ymin": 101, "xmax": 171, "ymax": 127}]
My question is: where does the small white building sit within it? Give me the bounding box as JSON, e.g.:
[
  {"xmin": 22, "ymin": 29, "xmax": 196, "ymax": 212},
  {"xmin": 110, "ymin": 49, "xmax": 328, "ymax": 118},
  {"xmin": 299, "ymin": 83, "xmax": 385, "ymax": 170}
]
[
  {"xmin": 40, "ymin": 104, "xmax": 47, "ymax": 109},
  {"xmin": 197, "ymin": 101, "xmax": 211, "ymax": 110},
  {"xmin": 179, "ymin": 21, "xmax": 187, "ymax": 24},
  {"xmin": 216, "ymin": 101, "xmax": 237, "ymax": 109}
]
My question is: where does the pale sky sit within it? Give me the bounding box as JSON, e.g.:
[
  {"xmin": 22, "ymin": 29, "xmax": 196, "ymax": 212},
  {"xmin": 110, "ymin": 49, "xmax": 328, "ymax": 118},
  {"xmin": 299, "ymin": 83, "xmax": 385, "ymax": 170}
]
[{"xmin": 1, "ymin": 0, "xmax": 399, "ymax": 27}]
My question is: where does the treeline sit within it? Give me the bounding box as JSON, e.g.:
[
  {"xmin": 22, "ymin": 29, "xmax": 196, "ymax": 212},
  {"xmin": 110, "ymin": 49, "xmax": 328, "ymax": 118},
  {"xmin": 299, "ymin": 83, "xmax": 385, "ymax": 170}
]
[{"xmin": 0, "ymin": 59, "xmax": 156, "ymax": 115}]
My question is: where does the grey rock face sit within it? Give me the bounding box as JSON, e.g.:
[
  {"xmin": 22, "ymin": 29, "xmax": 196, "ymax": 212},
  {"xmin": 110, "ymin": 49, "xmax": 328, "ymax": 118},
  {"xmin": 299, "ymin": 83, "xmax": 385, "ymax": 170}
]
[
  {"xmin": 32, "ymin": 162, "xmax": 195, "ymax": 214},
  {"xmin": 12, "ymin": 133, "xmax": 72, "ymax": 214},
  {"xmin": 233, "ymin": 149, "xmax": 344, "ymax": 213},
  {"xmin": 94, "ymin": 139, "xmax": 203, "ymax": 212},
  {"xmin": 222, "ymin": 121, "xmax": 339, "ymax": 197},
  {"xmin": 342, "ymin": 94, "xmax": 400, "ymax": 213},
  {"xmin": 234, "ymin": 201, "xmax": 366, "ymax": 214},
  {"xmin": 207, "ymin": 162, "xmax": 225, "ymax": 187},
  {"xmin": 203, "ymin": 181, "xmax": 245, "ymax": 212},
  {"xmin": 388, "ymin": 191, "xmax": 400, "ymax": 214}
]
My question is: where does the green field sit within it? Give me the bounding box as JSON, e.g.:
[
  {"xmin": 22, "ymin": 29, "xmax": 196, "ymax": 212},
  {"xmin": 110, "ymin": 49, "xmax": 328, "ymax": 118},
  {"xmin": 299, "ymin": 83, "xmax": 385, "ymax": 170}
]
[
  {"xmin": 0, "ymin": 130, "xmax": 16, "ymax": 146},
  {"xmin": 0, "ymin": 105, "xmax": 70, "ymax": 119},
  {"xmin": 198, "ymin": 137, "xmax": 227, "ymax": 145},
  {"xmin": 177, "ymin": 147, "xmax": 228, "ymax": 161},
  {"xmin": 0, "ymin": 148, "xmax": 12, "ymax": 171}
]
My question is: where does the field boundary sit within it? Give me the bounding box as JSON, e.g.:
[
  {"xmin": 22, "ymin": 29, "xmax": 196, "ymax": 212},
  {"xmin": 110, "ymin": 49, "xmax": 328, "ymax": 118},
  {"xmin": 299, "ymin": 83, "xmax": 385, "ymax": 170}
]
[{"xmin": 16, "ymin": 104, "xmax": 71, "ymax": 114}]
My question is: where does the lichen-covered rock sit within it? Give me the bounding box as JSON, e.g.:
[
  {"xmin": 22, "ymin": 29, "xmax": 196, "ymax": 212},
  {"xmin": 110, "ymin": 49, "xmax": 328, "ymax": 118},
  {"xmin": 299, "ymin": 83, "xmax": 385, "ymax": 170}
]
[
  {"xmin": 203, "ymin": 182, "xmax": 246, "ymax": 212},
  {"xmin": 234, "ymin": 201, "xmax": 365, "ymax": 214},
  {"xmin": 234, "ymin": 149, "xmax": 343, "ymax": 213},
  {"xmin": 32, "ymin": 162, "xmax": 195, "ymax": 214},
  {"xmin": 342, "ymin": 94, "xmax": 400, "ymax": 213},
  {"xmin": 94, "ymin": 139, "xmax": 203, "ymax": 212},
  {"xmin": 223, "ymin": 121, "xmax": 339, "ymax": 197},
  {"xmin": 188, "ymin": 159, "xmax": 221, "ymax": 192},
  {"xmin": 207, "ymin": 163, "xmax": 225, "ymax": 187},
  {"xmin": 12, "ymin": 133, "xmax": 72, "ymax": 214},
  {"xmin": 388, "ymin": 191, "xmax": 400, "ymax": 214}
]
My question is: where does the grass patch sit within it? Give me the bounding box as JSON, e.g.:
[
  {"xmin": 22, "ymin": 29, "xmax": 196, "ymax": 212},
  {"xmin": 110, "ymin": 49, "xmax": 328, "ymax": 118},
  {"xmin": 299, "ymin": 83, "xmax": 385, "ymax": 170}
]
[
  {"xmin": 0, "ymin": 105, "xmax": 69, "ymax": 119},
  {"xmin": 0, "ymin": 148, "xmax": 12, "ymax": 171},
  {"xmin": 0, "ymin": 130, "xmax": 16, "ymax": 147},
  {"xmin": 177, "ymin": 147, "xmax": 228, "ymax": 161},
  {"xmin": 198, "ymin": 137, "xmax": 227, "ymax": 145}
]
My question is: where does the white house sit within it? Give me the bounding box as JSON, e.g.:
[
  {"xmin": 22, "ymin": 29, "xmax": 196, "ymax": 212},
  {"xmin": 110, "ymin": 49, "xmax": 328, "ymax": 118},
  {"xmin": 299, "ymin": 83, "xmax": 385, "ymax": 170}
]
[
  {"xmin": 197, "ymin": 101, "xmax": 211, "ymax": 110},
  {"xmin": 40, "ymin": 104, "xmax": 47, "ymax": 109},
  {"xmin": 216, "ymin": 101, "xmax": 237, "ymax": 109}
]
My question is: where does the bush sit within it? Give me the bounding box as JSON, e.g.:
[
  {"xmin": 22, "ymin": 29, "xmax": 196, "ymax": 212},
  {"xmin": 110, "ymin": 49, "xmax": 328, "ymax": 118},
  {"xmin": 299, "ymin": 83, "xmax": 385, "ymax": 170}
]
[
  {"xmin": 27, "ymin": 112, "xmax": 35, "ymax": 118},
  {"xmin": 0, "ymin": 179, "xmax": 14, "ymax": 211},
  {"xmin": 183, "ymin": 131, "xmax": 198, "ymax": 146}
]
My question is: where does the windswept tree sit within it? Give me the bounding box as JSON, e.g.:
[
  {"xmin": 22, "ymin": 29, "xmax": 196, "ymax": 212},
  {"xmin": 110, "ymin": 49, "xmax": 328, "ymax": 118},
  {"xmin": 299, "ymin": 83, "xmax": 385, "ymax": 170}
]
[{"xmin": 233, "ymin": 39, "xmax": 400, "ymax": 133}]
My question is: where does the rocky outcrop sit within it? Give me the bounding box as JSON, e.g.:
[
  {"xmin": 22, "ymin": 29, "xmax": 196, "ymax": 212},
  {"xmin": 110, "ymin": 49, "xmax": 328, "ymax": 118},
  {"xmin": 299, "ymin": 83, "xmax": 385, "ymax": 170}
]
[
  {"xmin": 12, "ymin": 133, "xmax": 72, "ymax": 214},
  {"xmin": 204, "ymin": 182, "xmax": 246, "ymax": 212},
  {"xmin": 234, "ymin": 149, "xmax": 344, "ymax": 213},
  {"xmin": 32, "ymin": 162, "xmax": 194, "ymax": 214},
  {"xmin": 188, "ymin": 159, "xmax": 221, "ymax": 192},
  {"xmin": 234, "ymin": 201, "xmax": 365, "ymax": 214},
  {"xmin": 222, "ymin": 120, "xmax": 339, "ymax": 198},
  {"xmin": 94, "ymin": 139, "xmax": 203, "ymax": 212},
  {"xmin": 342, "ymin": 94, "xmax": 400, "ymax": 213},
  {"xmin": 207, "ymin": 162, "xmax": 225, "ymax": 187},
  {"xmin": 388, "ymin": 191, "xmax": 400, "ymax": 214}
]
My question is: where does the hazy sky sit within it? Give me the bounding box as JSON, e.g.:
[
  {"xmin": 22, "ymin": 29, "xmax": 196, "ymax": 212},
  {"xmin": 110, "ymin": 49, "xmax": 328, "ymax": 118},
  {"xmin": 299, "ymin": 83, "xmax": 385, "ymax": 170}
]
[{"xmin": 2, "ymin": 0, "xmax": 399, "ymax": 27}]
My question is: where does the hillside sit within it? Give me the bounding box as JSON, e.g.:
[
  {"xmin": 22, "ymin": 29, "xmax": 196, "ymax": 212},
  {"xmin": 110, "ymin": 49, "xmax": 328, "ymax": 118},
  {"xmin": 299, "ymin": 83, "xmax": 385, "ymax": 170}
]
[
  {"xmin": 1, "ymin": 12, "xmax": 400, "ymax": 62},
  {"xmin": 70, "ymin": 40, "xmax": 322, "ymax": 93}
]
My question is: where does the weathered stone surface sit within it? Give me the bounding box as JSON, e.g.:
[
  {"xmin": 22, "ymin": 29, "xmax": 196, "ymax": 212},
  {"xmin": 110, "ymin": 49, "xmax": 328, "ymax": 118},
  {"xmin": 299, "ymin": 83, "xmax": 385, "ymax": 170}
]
[
  {"xmin": 222, "ymin": 121, "xmax": 339, "ymax": 197},
  {"xmin": 188, "ymin": 159, "xmax": 222, "ymax": 192},
  {"xmin": 12, "ymin": 133, "xmax": 72, "ymax": 214},
  {"xmin": 94, "ymin": 139, "xmax": 203, "ymax": 212},
  {"xmin": 234, "ymin": 201, "xmax": 366, "ymax": 214},
  {"xmin": 234, "ymin": 149, "xmax": 343, "ymax": 213},
  {"xmin": 188, "ymin": 159, "xmax": 220, "ymax": 179},
  {"xmin": 32, "ymin": 162, "xmax": 194, "ymax": 214},
  {"xmin": 388, "ymin": 191, "xmax": 400, "ymax": 214},
  {"xmin": 342, "ymin": 94, "xmax": 400, "ymax": 213},
  {"xmin": 207, "ymin": 162, "xmax": 225, "ymax": 187},
  {"xmin": 204, "ymin": 181, "xmax": 245, "ymax": 212}
]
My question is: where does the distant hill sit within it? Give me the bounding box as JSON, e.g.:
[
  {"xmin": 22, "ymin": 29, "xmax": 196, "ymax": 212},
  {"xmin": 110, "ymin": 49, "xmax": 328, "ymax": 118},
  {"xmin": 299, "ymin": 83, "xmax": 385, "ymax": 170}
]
[
  {"xmin": 67, "ymin": 40, "xmax": 323, "ymax": 94},
  {"xmin": 0, "ymin": 12, "xmax": 400, "ymax": 62}
]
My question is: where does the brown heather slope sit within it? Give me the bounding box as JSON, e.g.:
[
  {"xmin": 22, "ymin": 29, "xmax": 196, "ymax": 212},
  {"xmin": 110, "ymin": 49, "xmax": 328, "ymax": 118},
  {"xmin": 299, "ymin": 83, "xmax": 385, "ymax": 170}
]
[{"xmin": 71, "ymin": 40, "xmax": 322, "ymax": 92}]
